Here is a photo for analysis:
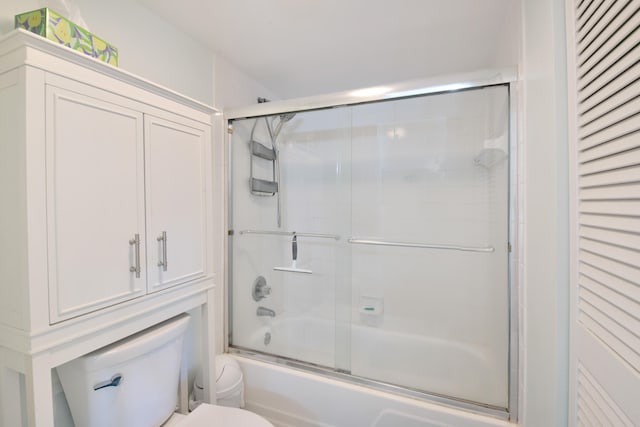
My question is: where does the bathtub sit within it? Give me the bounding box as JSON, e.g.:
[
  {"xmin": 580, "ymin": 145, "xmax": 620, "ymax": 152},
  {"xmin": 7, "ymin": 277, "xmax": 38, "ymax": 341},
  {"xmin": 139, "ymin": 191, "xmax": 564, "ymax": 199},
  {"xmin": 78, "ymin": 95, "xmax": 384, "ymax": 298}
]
[
  {"xmin": 233, "ymin": 356, "xmax": 511, "ymax": 427},
  {"xmin": 232, "ymin": 315, "xmax": 511, "ymax": 426}
]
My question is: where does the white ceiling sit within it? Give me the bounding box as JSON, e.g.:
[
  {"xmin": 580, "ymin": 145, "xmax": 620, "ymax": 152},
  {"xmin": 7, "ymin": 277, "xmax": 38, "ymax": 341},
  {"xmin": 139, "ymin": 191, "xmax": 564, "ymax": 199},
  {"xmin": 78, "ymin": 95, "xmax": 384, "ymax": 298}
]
[{"xmin": 138, "ymin": 0, "xmax": 519, "ymax": 99}]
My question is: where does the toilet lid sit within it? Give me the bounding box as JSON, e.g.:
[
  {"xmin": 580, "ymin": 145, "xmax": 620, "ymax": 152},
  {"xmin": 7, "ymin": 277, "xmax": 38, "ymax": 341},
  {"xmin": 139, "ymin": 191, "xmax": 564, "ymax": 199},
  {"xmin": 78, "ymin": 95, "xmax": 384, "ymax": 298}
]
[{"xmin": 176, "ymin": 404, "xmax": 274, "ymax": 427}]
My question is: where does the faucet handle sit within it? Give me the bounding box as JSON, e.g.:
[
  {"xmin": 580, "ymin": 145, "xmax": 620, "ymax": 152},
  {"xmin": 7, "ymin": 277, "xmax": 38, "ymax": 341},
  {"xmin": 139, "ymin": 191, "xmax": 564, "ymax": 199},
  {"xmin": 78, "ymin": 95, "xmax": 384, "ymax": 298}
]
[{"xmin": 252, "ymin": 276, "xmax": 271, "ymax": 301}]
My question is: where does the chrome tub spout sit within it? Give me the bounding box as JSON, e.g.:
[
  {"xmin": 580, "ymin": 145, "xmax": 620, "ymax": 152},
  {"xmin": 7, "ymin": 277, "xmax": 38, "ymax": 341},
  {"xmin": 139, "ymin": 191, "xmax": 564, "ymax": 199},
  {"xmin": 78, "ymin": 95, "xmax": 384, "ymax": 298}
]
[{"xmin": 257, "ymin": 306, "xmax": 276, "ymax": 317}]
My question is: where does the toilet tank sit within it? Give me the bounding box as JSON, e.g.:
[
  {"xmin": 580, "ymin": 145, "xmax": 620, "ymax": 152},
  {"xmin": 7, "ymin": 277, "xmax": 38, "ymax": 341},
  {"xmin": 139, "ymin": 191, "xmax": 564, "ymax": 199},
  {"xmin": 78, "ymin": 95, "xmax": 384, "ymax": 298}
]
[{"xmin": 57, "ymin": 314, "xmax": 190, "ymax": 427}]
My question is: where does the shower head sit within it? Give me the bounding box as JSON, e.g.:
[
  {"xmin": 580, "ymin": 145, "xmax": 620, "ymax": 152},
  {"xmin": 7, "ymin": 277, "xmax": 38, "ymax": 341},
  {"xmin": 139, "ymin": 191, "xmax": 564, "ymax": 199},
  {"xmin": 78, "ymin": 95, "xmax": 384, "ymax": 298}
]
[
  {"xmin": 279, "ymin": 112, "xmax": 296, "ymax": 123},
  {"xmin": 272, "ymin": 112, "xmax": 297, "ymax": 140}
]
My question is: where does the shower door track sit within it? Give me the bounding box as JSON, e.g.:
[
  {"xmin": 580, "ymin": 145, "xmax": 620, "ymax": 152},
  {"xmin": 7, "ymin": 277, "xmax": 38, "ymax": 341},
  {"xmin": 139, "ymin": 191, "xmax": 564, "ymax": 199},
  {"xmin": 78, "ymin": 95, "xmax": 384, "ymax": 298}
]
[{"xmin": 229, "ymin": 346, "xmax": 510, "ymax": 421}]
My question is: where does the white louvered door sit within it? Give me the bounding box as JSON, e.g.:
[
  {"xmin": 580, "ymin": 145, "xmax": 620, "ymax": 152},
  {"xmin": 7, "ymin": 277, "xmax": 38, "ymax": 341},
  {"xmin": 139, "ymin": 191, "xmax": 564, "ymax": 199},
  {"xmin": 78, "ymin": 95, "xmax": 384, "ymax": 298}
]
[{"xmin": 567, "ymin": 0, "xmax": 640, "ymax": 425}]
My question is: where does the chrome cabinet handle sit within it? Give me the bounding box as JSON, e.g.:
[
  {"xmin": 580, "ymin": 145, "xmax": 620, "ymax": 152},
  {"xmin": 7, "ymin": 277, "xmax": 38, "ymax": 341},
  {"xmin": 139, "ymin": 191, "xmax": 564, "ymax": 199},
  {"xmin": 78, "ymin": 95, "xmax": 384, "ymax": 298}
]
[
  {"xmin": 157, "ymin": 231, "xmax": 167, "ymax": 271},
  {"xmin": 129, "ymin": 234, "xmax": 141, "ymax": 278}
]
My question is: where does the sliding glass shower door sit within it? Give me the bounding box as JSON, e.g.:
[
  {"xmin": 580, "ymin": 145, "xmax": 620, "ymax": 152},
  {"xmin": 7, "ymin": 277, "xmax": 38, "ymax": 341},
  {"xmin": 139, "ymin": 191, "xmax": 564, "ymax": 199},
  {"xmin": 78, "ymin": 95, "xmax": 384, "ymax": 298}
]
[
  {"xmin": 348, "ymin": 87, "xmax": 509, "ymax": 407},
  {"xmin": 229, "ymin": 107, "xmax": 351, "ymax": 369},
  {"xmin": 228, "ymin": 85, "xmax": 510, "ymax": 409}
]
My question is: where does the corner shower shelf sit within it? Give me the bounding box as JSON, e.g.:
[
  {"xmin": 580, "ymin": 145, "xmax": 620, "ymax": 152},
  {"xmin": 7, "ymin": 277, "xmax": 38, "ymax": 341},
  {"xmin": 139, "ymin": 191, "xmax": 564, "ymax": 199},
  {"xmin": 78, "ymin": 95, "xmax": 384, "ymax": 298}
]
[
  {"xmin": 249, "ymin": 139, "xmax": 278, "ymax": 196},
  {"xmin": 251, "ymin": 140, "xmax": 277, "ymax": 160},
  {"xmin": 250, "ymin": 178, "xmax": 278, "ymax": 194}
]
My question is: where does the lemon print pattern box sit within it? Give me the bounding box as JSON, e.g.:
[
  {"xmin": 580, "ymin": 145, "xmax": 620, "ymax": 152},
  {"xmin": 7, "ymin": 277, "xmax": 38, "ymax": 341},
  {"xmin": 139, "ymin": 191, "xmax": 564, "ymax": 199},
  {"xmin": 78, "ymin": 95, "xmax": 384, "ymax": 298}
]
[{"xmin": 14, "ymin": 8, "xmax": 118, "ymax": 66}]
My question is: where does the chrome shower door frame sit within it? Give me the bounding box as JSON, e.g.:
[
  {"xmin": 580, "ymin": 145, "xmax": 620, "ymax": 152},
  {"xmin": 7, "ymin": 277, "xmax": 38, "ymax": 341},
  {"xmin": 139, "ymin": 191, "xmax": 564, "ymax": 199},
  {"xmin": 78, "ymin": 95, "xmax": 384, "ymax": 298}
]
[{"xmin": 224, "ymin": 69, "xmax": 520, "ymax": 421}]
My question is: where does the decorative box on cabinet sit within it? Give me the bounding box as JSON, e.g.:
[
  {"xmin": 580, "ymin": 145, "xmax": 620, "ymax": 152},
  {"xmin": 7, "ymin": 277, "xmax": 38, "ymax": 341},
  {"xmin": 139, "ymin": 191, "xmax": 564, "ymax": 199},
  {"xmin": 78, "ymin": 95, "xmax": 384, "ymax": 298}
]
[{"xmin": 0, "ymin": 29, "xmax": 221, "ymax": 427}]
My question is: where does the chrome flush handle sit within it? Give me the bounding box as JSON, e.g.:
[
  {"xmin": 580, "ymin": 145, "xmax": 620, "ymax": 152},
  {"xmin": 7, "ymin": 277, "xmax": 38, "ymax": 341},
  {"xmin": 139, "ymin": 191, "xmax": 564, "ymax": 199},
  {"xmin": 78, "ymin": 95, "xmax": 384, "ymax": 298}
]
[{"xmin": 93, "ymin": 374, "xmax": 123, "ymax": 391}]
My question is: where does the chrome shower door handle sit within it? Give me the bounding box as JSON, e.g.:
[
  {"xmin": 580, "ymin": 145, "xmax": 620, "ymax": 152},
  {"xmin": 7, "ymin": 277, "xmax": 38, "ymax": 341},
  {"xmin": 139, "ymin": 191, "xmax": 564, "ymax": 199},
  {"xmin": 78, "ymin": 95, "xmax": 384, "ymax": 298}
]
[
  {"xmin": 157, "ymin": 231, "xmax": 167, "ymax": 271},
  {"xmin": 129, "ymin": 233, "xmax": 141, "ymax": 278}
]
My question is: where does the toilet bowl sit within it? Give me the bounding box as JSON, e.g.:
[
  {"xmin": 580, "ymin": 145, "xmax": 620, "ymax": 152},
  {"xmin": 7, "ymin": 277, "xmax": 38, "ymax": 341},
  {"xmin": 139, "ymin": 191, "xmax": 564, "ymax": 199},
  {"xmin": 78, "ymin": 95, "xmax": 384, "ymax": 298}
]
[
  {"xmin": 56, "ymin": 314, "xmax": 273, "ymax": 427},
  {"xmin": 172, "ymin": 404, "xmax": 273, "ymax": 427}
]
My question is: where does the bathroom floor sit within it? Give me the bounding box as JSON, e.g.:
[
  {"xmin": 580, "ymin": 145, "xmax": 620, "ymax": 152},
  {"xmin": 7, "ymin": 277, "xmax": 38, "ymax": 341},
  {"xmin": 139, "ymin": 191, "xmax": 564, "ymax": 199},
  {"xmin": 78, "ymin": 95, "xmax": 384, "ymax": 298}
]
[{"xmin": 162, "ymin": 413, "xmax": 187, "ymax": 427}]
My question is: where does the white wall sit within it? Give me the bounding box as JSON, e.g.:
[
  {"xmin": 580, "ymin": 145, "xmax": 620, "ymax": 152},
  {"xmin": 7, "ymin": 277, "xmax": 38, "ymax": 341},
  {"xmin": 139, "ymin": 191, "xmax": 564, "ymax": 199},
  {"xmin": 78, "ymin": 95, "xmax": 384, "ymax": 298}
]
[
  {"xmin": 0, "ymin": 0, "xmax": 215, "ymax": 105},
  {"xmin": 520, "ymin": 0, "xmax": 569, "ymax": 425},
  {"xmin": 211, "ymin": 55, "xmax": 281, "ymax": 354},
  {"xmin": 214, "ymin": 55, "xmax": 280, "ymax": 109},
  {"xmin": 0, "ymin": 1, "xmax": 281, "ymax": 109}
]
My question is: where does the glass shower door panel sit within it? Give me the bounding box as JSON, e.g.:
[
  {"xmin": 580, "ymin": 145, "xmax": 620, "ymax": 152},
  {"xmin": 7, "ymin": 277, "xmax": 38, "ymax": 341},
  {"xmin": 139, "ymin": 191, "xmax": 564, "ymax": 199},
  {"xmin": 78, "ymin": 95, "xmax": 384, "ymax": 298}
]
[
  {"xmin": 229, "ymin": 108, "xmax": 351, "ymax": 369},
  {"xmin": 349, "ymin": 86, "xmax": 510, "ymax": 408}
]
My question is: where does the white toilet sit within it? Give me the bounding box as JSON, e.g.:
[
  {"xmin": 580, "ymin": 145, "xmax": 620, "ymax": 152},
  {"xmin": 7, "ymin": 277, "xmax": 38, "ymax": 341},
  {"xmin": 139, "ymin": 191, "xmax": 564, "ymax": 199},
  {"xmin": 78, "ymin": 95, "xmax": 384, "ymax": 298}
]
[{"xmin": 56, "ymin": 314, "xmax": 273, "ymax": 427}]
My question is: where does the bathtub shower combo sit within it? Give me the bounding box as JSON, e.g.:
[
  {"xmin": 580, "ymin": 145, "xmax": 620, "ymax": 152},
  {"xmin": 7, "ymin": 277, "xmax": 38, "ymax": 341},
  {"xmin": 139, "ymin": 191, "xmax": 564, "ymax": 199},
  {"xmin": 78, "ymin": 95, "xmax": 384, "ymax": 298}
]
[{"xmin": 227, "ymin": 77, "xmax": 516, "ymax": 424}]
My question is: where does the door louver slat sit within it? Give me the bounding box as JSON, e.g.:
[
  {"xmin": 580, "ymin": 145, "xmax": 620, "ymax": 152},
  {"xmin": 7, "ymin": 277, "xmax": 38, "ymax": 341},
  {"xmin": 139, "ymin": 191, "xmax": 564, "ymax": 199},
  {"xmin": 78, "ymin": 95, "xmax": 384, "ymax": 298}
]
[
  {"xmin": 578, "ymin": 0, "xmax": 629, "ymax": 53},
  {"xmin": 572, "ymin": 0, "xmax": 640, "ymax": 423}
]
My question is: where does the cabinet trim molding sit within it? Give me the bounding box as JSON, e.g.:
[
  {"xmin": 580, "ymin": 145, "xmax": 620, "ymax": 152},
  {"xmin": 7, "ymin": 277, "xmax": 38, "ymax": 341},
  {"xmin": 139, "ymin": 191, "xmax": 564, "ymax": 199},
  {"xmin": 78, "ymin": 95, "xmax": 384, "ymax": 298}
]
[{"xmin": 0, "ymin": 29, "xmax": 218, "ymax": 116}]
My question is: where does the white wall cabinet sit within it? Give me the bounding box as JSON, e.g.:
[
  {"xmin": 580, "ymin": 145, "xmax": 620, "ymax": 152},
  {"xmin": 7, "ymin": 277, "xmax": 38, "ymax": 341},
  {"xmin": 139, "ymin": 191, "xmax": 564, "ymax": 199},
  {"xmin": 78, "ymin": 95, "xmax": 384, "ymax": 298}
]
[
  {"xmin": 45, "ymin": 79, "xmax": 212, "ymax": 323},
  {"xmin": 46, "ymin": 82, "xmax": 147, "ymax": 323},
  {"xmin": 0, "ymin": 30, "xmax": 220, "ymax": 427},
  {"xmin": 145, "ymin": 115, "xmax": 210, "ymax": 294}
]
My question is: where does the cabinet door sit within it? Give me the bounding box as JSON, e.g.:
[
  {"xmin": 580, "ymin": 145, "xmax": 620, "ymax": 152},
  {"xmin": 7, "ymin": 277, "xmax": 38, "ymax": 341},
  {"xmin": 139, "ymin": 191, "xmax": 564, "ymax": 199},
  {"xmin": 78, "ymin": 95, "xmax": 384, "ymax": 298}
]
[
  {"xmin": 145, "ymin": 115, "xmax": 209, "ymax": 292},
  {"xmin": 46, "ymin": 85, "xmax": 146, "ymax": 323}
]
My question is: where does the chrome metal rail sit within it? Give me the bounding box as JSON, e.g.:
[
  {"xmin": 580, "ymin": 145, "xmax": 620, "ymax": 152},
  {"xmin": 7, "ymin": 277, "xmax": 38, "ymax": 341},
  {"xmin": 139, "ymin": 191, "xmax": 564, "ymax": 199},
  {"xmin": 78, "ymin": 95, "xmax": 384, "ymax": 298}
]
[
  {"xmin": 348, "ymin": 238, "xmax": 494, "ymax": 253},
  {"xmin": 237, "ymin": 229, "xmax": 340, "ymax": 240}
]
